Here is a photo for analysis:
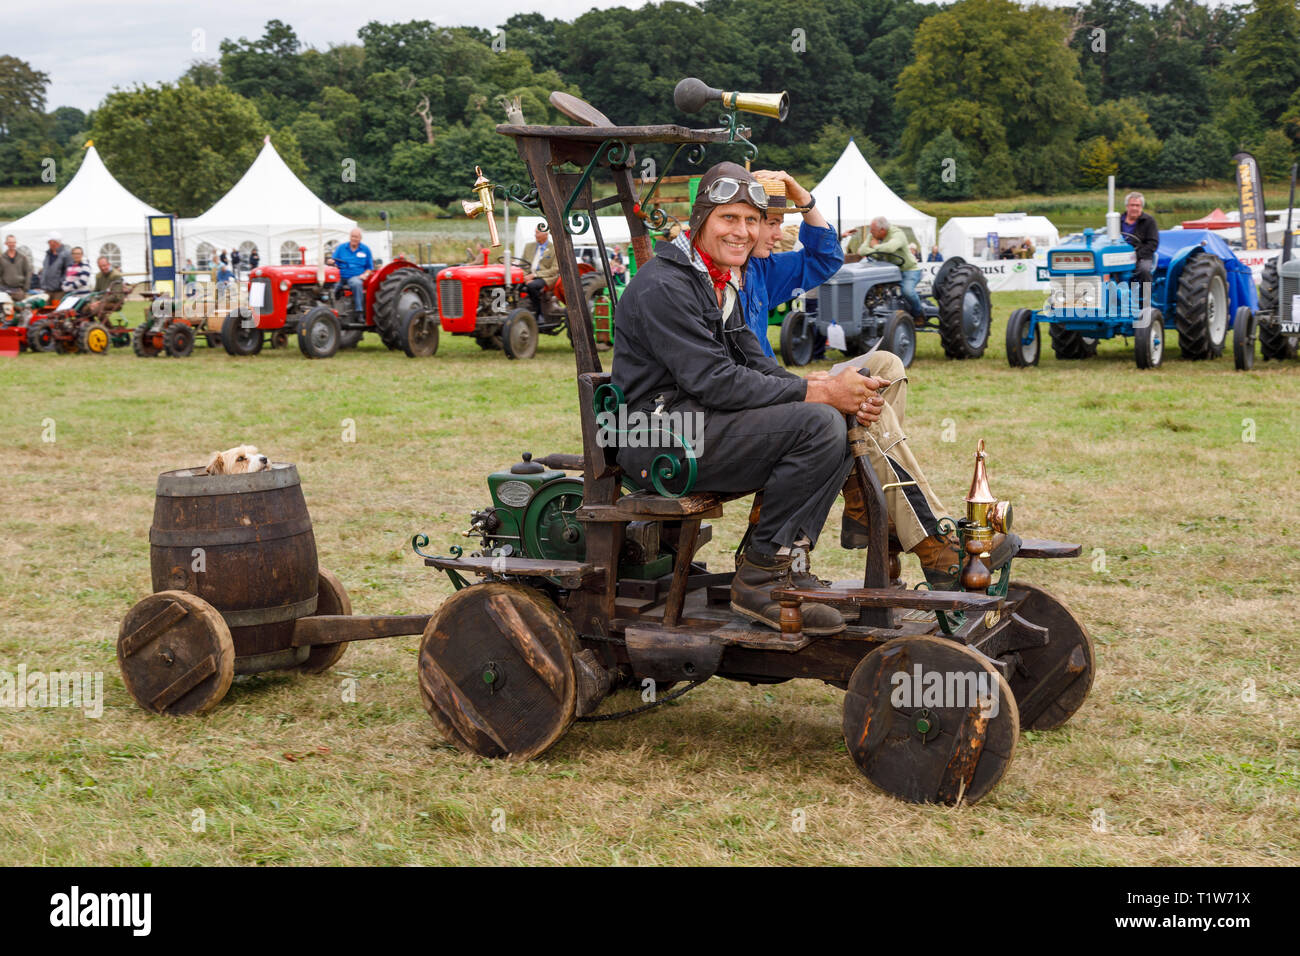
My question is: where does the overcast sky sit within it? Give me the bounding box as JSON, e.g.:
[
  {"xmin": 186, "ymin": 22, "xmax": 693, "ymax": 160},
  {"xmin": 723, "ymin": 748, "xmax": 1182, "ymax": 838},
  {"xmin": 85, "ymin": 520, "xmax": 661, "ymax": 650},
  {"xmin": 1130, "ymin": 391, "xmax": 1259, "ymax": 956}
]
[{"xmin": 16, "ymin": 1, "xmax": 634, "ymax": 113}]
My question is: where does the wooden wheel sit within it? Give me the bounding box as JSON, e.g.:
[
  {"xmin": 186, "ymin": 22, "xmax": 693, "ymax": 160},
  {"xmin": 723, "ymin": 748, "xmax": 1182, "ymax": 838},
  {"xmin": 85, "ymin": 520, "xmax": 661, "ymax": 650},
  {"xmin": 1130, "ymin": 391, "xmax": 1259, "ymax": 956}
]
[
  {"xmin": 418, "ymin": 582, "xmax": 578, "ymax": 760},
  {"xmin": 296, "ymin": 568, "xmax": 352, "ymax": 674},
  {"xmin": 1005, "ymin": 582, "xmax": 1095, "ymax": 730},
  {"xmin": 118, "ymin": 591, "xmax": 235, "ymax": 715},
  {"xmin": 842, "ymin": 636, "xmax": 1018, "ymax": 805}
]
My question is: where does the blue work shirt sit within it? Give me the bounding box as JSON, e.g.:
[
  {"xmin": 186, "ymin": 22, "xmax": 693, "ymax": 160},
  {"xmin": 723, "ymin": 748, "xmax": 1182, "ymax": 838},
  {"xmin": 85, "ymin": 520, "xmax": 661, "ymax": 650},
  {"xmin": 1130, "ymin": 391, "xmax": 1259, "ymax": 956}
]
[
  {"xmin": 740, "ymin": 220, "xmax": 843, "ymax": 357},
  {"xmin": 333, "ymin": 242, "xmax": 374, "ymax": 281}
]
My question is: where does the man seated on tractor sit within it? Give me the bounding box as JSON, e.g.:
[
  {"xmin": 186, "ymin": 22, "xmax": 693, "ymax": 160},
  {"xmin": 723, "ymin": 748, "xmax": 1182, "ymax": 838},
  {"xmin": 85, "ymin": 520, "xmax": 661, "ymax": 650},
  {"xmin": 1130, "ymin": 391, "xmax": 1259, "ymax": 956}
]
[
  {"xmin": 860, "ymin": 216, "xmax": 923, "ymax": 319},
  {"xmin": 739, "ymin": 169, "xmax": 842, "ymax": 359},
  {"xmin": 613, "ymin": 162, "xmax": 1017, "ymax": 636},
  {"xmin": 333, "ymin": 228, "xmax": 374, "ymax": 315},
  {"xmin": 520, "ymin": 223, "xmax": 558, "ymax": 314},
  {"xmin": 1121, "ymin": 191, "xmax": 1159, "ymax": 287},
  {"xmin": 84, "ymin": 257, "xmax": 124, "ymax": 319}
]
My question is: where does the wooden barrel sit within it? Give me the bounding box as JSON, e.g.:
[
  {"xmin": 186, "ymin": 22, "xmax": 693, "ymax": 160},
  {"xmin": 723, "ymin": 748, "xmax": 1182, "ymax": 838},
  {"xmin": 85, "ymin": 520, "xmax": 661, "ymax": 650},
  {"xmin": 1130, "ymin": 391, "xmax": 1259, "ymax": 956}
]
[{"xmin": 150, "ymin": 464, "xmax": 318, "ymax": 674}]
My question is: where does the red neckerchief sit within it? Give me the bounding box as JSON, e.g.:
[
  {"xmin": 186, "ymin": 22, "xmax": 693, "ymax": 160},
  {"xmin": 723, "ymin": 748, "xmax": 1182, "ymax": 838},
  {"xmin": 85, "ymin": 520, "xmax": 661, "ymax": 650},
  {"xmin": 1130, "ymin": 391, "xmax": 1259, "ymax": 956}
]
[{"xmin": 693, "ymin": 243, "xmax": 732, "ymax": 293}]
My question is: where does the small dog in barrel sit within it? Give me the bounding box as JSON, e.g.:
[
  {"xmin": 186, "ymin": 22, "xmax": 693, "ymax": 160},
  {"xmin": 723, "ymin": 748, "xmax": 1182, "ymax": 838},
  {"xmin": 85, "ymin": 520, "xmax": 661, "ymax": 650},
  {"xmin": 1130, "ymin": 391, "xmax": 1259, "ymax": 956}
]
[{"xmin": 204, "ymin": 445, "xmax": 269, "ymax": 475}]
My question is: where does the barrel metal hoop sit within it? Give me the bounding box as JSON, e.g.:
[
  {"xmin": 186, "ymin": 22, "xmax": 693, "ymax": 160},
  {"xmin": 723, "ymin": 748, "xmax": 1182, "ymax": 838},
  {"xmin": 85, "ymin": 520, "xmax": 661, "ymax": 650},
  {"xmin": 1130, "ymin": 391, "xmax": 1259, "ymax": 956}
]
[
  {"xmin": 221, "ymin": 594, "xmax": 318, "ymax": 628},
  {"xmin": 149, "ymin": 514, "xmax": 315, "ymax": 547},
  {"xmin": 155, "ymin": 464, "xmax": 301, "ymax": 497}
]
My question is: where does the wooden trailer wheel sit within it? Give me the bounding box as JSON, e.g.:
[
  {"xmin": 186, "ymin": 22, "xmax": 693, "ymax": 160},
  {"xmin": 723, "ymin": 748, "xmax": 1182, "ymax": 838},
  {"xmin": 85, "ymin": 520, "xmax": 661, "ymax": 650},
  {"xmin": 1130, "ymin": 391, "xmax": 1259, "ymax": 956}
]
[
  {"xmin": 296, "ymin": 568, "xmax": 352, "ymax": 674},
  {"xmin": 418, "ymin": 582, "xmax": 578, "ymax": 760},
  {"xmin": 1005, "ymin": 582, "xmax": 1095, "ymax": 730},
  {"xmin": 118, "ymin": 591, "xmax": 235, "ymax": 715},
  {"xmin": 842, "ymin": 636, "xmax": 1018, "ymax": 805}
]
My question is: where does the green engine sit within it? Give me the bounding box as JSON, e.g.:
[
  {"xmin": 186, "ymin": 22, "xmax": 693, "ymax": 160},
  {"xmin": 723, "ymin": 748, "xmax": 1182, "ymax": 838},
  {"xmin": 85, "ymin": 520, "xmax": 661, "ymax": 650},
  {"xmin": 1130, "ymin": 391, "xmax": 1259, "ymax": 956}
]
[{"xmin": 464, "ymin": 453, "xmax": 673, "ymax": 580}]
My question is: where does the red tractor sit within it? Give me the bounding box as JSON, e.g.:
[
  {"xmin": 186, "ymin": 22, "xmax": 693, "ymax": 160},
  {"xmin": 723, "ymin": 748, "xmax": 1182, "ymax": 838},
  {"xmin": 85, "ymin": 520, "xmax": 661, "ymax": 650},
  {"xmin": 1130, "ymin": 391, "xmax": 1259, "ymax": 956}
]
[
  {"xmin": 220, "ymin": 258, "xmax": 438, "ymax": 359},
  {"xmin": 434, "ymin": 250, "xmax": 608, "ymax": 359}
]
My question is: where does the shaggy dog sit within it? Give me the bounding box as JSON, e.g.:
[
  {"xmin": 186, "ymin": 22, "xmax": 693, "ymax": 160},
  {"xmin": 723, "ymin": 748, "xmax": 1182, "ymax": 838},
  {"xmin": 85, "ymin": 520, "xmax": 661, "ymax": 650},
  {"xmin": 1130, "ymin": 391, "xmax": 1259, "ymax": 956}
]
[{"xmin": 204, "ymin": 445, "xmax": 269, "ymax": 475}]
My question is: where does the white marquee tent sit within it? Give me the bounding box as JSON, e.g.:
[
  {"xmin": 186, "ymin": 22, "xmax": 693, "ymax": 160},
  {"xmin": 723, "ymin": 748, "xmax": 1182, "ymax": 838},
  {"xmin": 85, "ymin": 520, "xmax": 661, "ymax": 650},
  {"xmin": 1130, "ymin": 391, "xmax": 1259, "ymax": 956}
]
[
  {"xmin": 2, "ymin": 145, "xmax": 162, "ymax": 277},
  {"xmin": 939, "ymin": 213, "xmax": 1059, "ymax": 260},
  {"xmin": 810, "ymin": 139, "xmax": 936, "ymax": 253},
  {"xmin": 181, "ymin": 138, "xmax": 390, "ymax": 269}
]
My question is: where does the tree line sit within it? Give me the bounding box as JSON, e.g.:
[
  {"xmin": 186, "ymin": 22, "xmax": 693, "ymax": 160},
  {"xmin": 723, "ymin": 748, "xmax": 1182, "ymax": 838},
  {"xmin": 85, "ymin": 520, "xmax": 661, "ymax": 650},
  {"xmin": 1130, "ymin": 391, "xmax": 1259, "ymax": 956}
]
[{"xmin": 1, "ymin": 0, "xmax": 1298, "ymax": 215}]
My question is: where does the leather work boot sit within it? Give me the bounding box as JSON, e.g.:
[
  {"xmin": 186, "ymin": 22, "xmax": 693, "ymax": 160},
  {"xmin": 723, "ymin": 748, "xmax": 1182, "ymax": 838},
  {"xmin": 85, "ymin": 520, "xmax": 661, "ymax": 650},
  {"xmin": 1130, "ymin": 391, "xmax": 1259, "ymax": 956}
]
[
  {"xmin": 788, "ymin": 542, "xmax": 831, "ymax": 590},
  {"xmin": 731, "ymin": 550, "xmax": 845, "ymax": 635},
  {"xmin": 840, "ymin": 475, "xmax": 872, "ymax": 549},
  {"xmin": 911, "ymin": 530, "xmax": 1022, "ymax": 591}
]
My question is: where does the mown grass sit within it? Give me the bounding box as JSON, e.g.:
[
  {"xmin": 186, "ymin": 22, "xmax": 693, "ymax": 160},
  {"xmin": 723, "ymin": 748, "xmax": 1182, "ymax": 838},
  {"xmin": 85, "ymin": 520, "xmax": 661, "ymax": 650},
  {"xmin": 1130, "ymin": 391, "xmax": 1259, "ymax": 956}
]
[{"xmin": 0, "ymin": 293, "xmax": 1297, "ymax": 866}]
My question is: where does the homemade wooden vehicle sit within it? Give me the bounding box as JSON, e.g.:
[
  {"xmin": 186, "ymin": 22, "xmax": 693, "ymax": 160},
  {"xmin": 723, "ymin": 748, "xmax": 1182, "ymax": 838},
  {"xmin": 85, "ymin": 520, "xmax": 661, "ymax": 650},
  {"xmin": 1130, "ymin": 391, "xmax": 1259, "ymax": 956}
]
[
  {"xmin": 118, "ymin": 464, "xmax": 431, "ymax": 714},
  {"xmin": 414, "ymin": 85, "xmax": 1095, "ymax": 805}
]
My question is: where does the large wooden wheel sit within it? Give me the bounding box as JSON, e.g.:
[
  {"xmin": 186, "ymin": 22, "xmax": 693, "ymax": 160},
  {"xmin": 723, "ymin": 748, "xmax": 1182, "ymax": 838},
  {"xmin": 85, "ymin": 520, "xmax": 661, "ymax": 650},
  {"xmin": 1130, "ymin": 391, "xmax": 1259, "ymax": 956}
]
[
  {"xmin": 296, "ymin": 568, "xmax": 352, "ymax": 674},
  {"xmin": 418, "ymin": 582, "xmax": 578, "ymax": 760},
  {"xmin": 842, "ymin": 636, "xmax": 1018, "ymax": 805},
  {"xmin": 118, "ymin": 591, "xmax": 235, "ymax": 715},
  {"xmin": 1005, "ymin": 582, "xmax": 1095, "ymax": 730}
]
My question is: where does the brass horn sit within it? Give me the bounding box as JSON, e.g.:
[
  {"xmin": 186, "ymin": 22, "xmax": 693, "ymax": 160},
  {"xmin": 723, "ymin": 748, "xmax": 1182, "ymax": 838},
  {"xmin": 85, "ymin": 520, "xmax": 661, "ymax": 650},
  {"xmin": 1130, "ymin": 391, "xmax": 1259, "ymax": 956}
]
[
  {"xmin": 673, "ymin": 77, "xmax": 789, "ymax": 122},
  {"xmin": 462, "ymin": 166, "xmax": 500, "ymax": 247}
]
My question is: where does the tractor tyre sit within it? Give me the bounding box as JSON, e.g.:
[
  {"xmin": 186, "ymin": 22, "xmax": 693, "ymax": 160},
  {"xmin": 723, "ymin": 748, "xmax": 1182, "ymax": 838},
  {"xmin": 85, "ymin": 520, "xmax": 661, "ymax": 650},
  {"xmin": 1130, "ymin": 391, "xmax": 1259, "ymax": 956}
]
[
  {"xmin": 1134, "ymin": 308, "xmax": 1164, "ymax": 370},
  {"xmin": 502, "ymin": 308, "xmax": 539, "ymax": 360},
  {"xmin": 1005, "ymin": 308, "xmax": 1040, "ymax": 367},
  {"xmin": 163, "ymin": 322, "xmax": 195, "ymax": 358},
  {"xmin": 393, "ymin": 305, "xmax": 440, "ymax": 358},
  {"xmin": 373, "ymin": 268, "xmax": 436, "ymax": 344},
  {"xmin": 880, "ymin": 310, "xmax": 917, "ymax": 368},
  {"xmin": 936, "ymin": 262, "xmax": 990, "ymax": 359},
  {"xmin": 221, "ymin": 307, "xmax": 263, "ymax": 356},
  {"xmin": 1049, "ymin": 324, "xmax": 1097, "ymax": 360},
  {"xmin": 1174, "ymin": 253, "xmax": 1228, "ymax": 360},
  {"xmin": 78, "ymin": 321, "xmax": 112, "ymax": 355},
  {"xmin": 1233, "ymin": 306, "xmax": 1256, "ymax": 371},
  {"xmin": 338, "ymin": 327, "xmax": 365, "ymax": 350},
  {"xmin": 27, "ymin": 319, "xmax": 58, "ymax": 353},
  {"xmin": 1257, "ymin": 256, "xmax": 1298, "ymax": 360},
  {"xmin": 296, "ymin": 306, "xmax": 341, "ymax": 359},
  {"xmin": 131, "ymin": 322, "xmax": 160, "ymax": 357},
  {"xmin": 780, "ymin": 310, "xmax": 815, "ymax": 366}
]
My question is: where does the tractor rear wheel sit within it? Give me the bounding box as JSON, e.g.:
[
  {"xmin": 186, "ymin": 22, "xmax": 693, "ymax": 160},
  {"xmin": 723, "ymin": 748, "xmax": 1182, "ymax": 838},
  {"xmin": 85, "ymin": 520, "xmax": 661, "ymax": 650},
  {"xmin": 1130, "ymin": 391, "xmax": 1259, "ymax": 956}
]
[
  {"xmin": 1134, "ymin": 308, "xmax": 1164, "ymax": 369},
  {"xmin": 338, "ymin": 327, "xmax": 365, "ymax": 350},
  {"xmin": 1005, "ymin": 308, "xmax": 1040, "ymax": 367},
  {"xmin": 1257, "ymin": 256, "xmax": 1298, "ymax": 360},
  {"xmin": 394, "ymin": 304, "xmax": 440, "ymax": 358},
  {"xmin": 502, "ymin": 308, "xmax": 539, "ymax": 360},
  {"xmin": 164, "ymin": 322, "xmax": 195, "ymax": 358},
  {"xmin": 221, "ymin": 307, "xmax": 263, "ymax": 356},
  {"xmin": 880, "ymin": 309, "xmax": 917, "ymax": 367},
  {"xmin": 78, "ymin": 321, "xmax": 112, "ymax": 355},
  {"xmin": 27, "ymin": 319, "xmax": 57, "ymax": 353},
  {"xmin": 1049, "ymin": 324, "xmax": 1097, "ymax": 360},
  {"xmin": 780, "ymin": 310, "xmax": 815, "ymax": 366},
  {"xmin": 131, "ymin": 321, "xmax": 160, "ymax": 357},
  {"xmin": 1175, "ymin": 253, "xmax": 1228, "ymax": 360},
  {"xmin": 936, "ymin": 262, "xmax": 990, "ymax": 359},
  {"xmin": 1233, "ymin": 306, "xmax": 1256, "ymax": 371},
  {"xmin": 373, "ymin": 268, "xmax": 436, "ymax": 344},
  {"xmin": 297, "ymin": 306, "xmax": 341, "ymax": 359}
]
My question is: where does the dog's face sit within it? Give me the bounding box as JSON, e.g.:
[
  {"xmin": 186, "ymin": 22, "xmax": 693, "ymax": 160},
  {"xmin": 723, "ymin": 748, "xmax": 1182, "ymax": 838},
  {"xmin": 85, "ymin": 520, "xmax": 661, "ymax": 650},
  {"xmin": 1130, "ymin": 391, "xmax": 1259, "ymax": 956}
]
[{"xmin": 205, "ymin": 445, "xmax": 269, "ymax": 475}]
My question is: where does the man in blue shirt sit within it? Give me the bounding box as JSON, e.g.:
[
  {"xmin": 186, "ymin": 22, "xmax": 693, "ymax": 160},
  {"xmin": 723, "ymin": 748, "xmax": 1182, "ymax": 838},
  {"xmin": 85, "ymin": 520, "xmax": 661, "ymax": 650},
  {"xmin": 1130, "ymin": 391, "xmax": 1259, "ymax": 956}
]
[
  {"xmin": 333, "ymin": 228, "xmax": 374, "ymax": 315},
  {"xmin": 741, "ymin": 170, "xmax": 842, "ymax": 358}
]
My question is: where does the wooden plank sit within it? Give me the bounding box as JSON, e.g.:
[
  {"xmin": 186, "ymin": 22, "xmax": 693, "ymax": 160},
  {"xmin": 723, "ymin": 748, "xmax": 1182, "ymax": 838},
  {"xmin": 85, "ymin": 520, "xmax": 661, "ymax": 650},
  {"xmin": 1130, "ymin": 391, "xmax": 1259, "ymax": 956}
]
[
  {"xmin": 418, "ymin": 653, "xmax": 509, "ymax": 754},
  {"xmin": 422, "ymin": 554, "xmax": 593, "ymax": 588},
  {"xmin": 293, "ymin": 614, "xmax": 432, "ymax": 647},
  {"xmin": 661, "ymin": 520, "xmax": 700, "ymax": 627},
  {"xmin": 119, "ymin": 599, "xmax": 188, "ymax": 658},
  {"xmin": 773, "ymin": 587, "xmax": 1003, "ymax": 612},
  {"xmin": 484, "ymin": 595, "xmax": 566, "ymax": 701},
  {"xmin": 1015, "ymin": 538, "xmax": 1082, "ymax": 559},
  {"xmin": 577, "ymin": 493, "xmax": 724, "ymax": 521},
  {"xmin": 498, "ymin": 123, "xmax": 732, "ymax": 145},
  {"xmin": 935, "ymin": 707, "xmax": 991, "ymax": 805},
  {"xmin": 149, "ymin": 654, "xmax": 216, "ymax": 711}
]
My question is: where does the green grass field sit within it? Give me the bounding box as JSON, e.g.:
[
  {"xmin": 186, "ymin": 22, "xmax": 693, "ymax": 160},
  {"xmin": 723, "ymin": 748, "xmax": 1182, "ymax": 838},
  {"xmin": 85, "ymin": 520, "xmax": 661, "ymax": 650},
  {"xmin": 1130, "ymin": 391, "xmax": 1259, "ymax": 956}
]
[{"xmin": 1, "ymin": 295, "xmax": 1297, "ymax": 866}]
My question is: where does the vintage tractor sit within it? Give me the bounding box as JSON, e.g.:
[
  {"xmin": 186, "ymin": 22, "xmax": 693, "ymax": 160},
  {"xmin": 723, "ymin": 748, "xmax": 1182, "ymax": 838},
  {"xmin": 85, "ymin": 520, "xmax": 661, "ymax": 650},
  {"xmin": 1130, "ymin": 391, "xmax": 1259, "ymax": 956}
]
[
  {"xmin": 1006, "ymin": 191, "xmax": 1255, "ymax": 369},
  {"xmin": 434, "ymin": 250, "xmax": 608, "ymax": 359},
  {"xmin": 220, "ymin": 259, "xmax": 437, "ymax": 359},
  {"xmin": 782, "ymin": 253, "xmax": 990, "ymax": 367},
  {"xmin": 23, "ymin": 281, "xmax": 136, "ymax": 355},
  {"xmin": 411, "ymin": 87, "xmax": 1094, "ymax": 805}
]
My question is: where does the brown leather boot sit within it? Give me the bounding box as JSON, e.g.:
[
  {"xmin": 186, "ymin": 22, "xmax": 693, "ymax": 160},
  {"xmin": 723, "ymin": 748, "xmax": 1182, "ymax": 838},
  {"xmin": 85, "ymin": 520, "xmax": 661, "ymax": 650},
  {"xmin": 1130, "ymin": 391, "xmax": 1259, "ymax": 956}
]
[
  {"xmin": 840, "ymin": 475, "xmax": 872, "ymax": 549},
  {"xmin": 731, "ymin": 549, "xmax": 845, "ymax": 635}
]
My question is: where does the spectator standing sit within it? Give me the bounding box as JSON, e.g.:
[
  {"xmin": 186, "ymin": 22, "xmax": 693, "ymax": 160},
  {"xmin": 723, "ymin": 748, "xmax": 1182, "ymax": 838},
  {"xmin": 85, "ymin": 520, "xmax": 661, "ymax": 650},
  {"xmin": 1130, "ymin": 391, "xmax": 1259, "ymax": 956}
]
[
  {"xmin": 1, "ymin": 234, "xmax": 32, "ymax": 294},
  {"xmin": 62, "ymin": 247, "xmax": 91, "ymax": 294},
  {"xmin": 219, "ymin": 249, "xmax": 229, "ymax": 266},
  {"xmin": 38, "ymin": 232, "xmax": 71, "ymax": 296},
  {"xmin": 231, "ymin": 248, "xmax": 242, "ymax": 276},
  {"xmin": 249, "ymin": 249, "xmax": 260, "ymax": 270},
  {"xmin": 927, "ymin": 245, "xmax": 943, "ymax": 262}
]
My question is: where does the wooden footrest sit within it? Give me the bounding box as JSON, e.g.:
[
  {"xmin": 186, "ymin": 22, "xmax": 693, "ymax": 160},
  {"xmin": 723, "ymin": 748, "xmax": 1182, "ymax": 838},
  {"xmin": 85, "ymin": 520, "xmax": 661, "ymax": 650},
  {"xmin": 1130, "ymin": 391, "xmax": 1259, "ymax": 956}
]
[
  {"xmin": 1015, "ymin": 538, "xmax": 1082, "ymax": 559},
  {"xmin": 772, "ymin": 587, "xmax": 1003, "ymax": 613},
  {"xmin": 424, "ymin": 555, "xmax": 595, "ymax": 588}
]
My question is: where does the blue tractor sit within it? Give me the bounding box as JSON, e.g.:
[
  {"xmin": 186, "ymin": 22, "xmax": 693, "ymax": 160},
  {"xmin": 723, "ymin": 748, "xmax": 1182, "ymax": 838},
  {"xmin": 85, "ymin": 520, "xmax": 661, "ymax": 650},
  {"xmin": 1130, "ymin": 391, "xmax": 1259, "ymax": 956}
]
[{"xmin": 1005, "ymin": 226, "xmax": 1257, "ymax": 370}]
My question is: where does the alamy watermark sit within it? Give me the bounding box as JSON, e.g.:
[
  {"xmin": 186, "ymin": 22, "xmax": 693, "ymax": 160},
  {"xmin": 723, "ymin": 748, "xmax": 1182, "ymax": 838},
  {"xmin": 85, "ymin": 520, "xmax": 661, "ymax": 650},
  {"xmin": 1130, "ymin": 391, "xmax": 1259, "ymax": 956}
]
[
  {"xmin": 890, "ymin": 664, "xmax": 1000, "ymax": 718},
  {"xmin": 595, "ymin": 406, "xmax": 706, "ymax": 457},
  {"xmin": 0, "ymin": 665, "xmax": 103, "ymax": 718}
]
